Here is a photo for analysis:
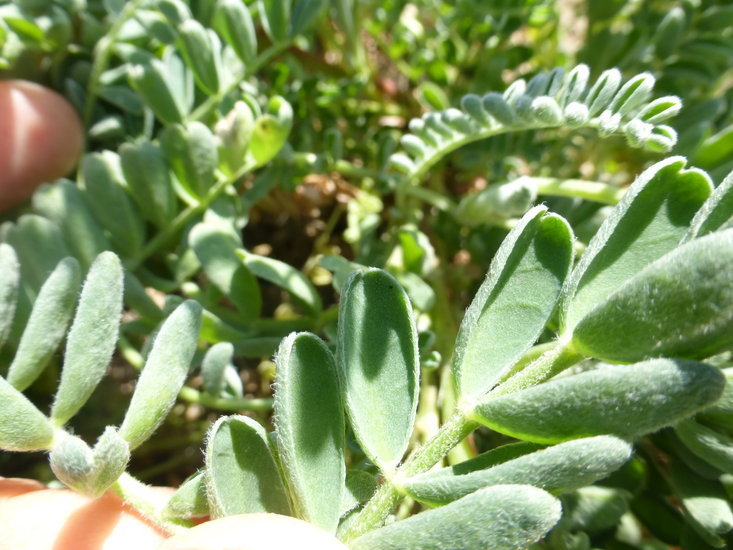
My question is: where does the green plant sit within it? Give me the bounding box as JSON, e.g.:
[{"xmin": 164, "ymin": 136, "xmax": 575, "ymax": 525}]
[{"xmin": 2, "ymin": 1, "xmax": 733, "ymax": 549}]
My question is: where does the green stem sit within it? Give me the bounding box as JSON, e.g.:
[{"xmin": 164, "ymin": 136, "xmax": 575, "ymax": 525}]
[
  {"xmin": 126, "ymin": 162, "xmax": 255, "ymax": 270},
  {"xmin": 111, "ymin": 473, "xmax": 193, "ymax": 535},
  {"xmin": 83, "ymin": 0, "xmax": 145, "ymax": 127},
  {"xmin": 178, "ymin": 386, "xmax": 273, "ymax": 412},
  {"xmin": 529, "ymin": 177, "xmax": 625, "ymax": 205},
  {"xmin": 340, "ymin": 410, "xmax": 478, "ymax": 542},
  {"xmin": 187, "ymin": 43, "xmax": 290, "ymax": 123}
]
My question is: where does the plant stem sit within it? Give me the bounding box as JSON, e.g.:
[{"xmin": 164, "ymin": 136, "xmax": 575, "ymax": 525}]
[
  {"xmin": 340, "ymin": 410, "xmax": 478, "ymax": 542},
  {"xmin": 111, "ymin": 472, "xmax": 193, "ymax": 535},
  {"xmin": 126, "ymin": 162, "xmax": 255, "ymax": 270},
  {"xmin": 83, "ymin": 0, "xmax": 145, "ymax": 127},
  {"xmin": 178, "ymin": 386, "xmax": 273, "ymax": 412},
  {"xmin": 529, "ymin": 177, "xmax": 625, "ymax": 205},
  {"xmin": 187, "ymin": 43, "xmax": 290, "ymax": 123}
]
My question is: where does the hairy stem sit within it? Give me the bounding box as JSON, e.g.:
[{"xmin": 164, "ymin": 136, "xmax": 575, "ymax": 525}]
[
  {"xmin": 178, "ymin": 386, "xmax": 273, "ymax": 412},
  {"xmin": 339, "ymin": 411, "xmax": 478, "ymax": 542},
  {"xmin": 111, "ymin": 472, "xmax": 193, "ymax": 535},
  {"xmin": 529, "ymin": 177, "xmax": 625, "ymax": 205}
]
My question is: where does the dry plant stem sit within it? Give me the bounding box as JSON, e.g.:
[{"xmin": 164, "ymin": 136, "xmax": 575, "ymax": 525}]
[{"xmin": 111, "ymin": 472, "xmax": 193, "ymax": 535}]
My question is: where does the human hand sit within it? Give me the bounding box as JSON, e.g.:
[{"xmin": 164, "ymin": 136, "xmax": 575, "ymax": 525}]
[
  {"xmin": 0, "ymin": 80, "xmax": 83, "ymax": 211},
  {"xmin": 0, "ymin": 478, "xmax": 348, "ymax": 550}
]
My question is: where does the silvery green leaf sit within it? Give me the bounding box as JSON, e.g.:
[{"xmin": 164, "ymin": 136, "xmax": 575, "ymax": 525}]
[
  {"xmin": 472, "ymin": 359, "xmax": 724, "ymax": 444},
  {"xmin": 4, "ymin": 215, "xmax": 70, "ymax": 292},
  {"xmin": 349, "ymin": 485, "xmax": 561, "ymax": 550},
  {"xmin": 7, "ymin": 257, "xmax": 81, "ymax": 391},
  {"xmin": 609, "ymin": 72, "xmax": 655, "ymax": 116},
  {"xmin": 259, "ymin": 0, "xmax": 290, "ymax": 43},
  {"xmin": 289, "ymin": 0, "xmax": 327, "ymax": 37},
  {"xmin": 205, "ymin": 415, "xmax": 291, "ymax": 517},
  {"xmin": 531, "ymin": 96, "xmax": 564, "ymax": 125},
  {"xmin": 460, "ymin": 94, "xmax": 492, "ymax": 126},
  {"xmin": 637, "ymin": 95, "xmax": 682, "ymax": 124},
  {"xmin": 213, "ymin": 0, "xmax": 257, "ymax": 64},
  {"xmin": 685, "ymin": 169, "xmax": 733, "ymax": 240},
  {"xmin": 676, "ymin": 419, "xmax": 733, "ymax": 475},
  {"xmin": 119, "ymin": 300, "xmax": 202, "ymax": 449},
  {"xmin": 653, "ymin": 7, "xmax": 685, "ymax": 59},
  {"xmin": 89, "ymin": 426, "xmax": 130, "ymax": 496},
  {"xmin": 51, "ymin": 252, "xmax": 123, "ymax": 426},
  {"xmin": 128, "ymin": 57, "xmax": 185, "ymax": 124},
  {"xmin": 160, "ymin": 123, "xmax": 218, "ymax": 199},
  {"xmin": 164, "ymin": 471, "xmax": 209, "ymax": 519},
  {"xmin": 453, "ymin": 207, "xmax": 573, "ymax": 398},
  {"xmin": 669, "ymin": 457, "xmax": 733, "ymax": 547},
  {"xmin": 119, "ymin": 140, "xmax": 178, "ymax": 227},
  {"xmin": 482, "ymin": 92, "xmax": 515, "ymax": 126},
  {"xmin": 177, "ymin": 19, "xmax": 220, "ymax": 94},
  {"xmin": 404, "ymin": 436, "xmax": 631, "ymax": 505},
  {"xmin": 32, "ymin": 180, "xmax": 109, "ymax": 269},
  {"xmin": 560, "ymin": 157, "xmax": 712, "ymax": 334},
  {"xmin": 558, "ymin": 64, "xmax": 589, "ymax": 107},
  {"xmin": 571, "ymin": 229, "xmax": 733, "ymax": 362},
  {"xmin": 202, "ymin": 342, "xmax": 234, "ymax": 396},
  {"xmin": 81, "ymin": 152, "xmax": 145, "ymax": 257},
  {"xmin": 189, "ymin": 222, "xmax": 261, "ymax": 319},
  {"xmin": 0, "ymin": 375, "xmax": 54, "ymax": 451},
  {"xmin": 584, "ymin": 68, "xmax": 621, "ymax": 116},
  {"xmin": 337, "ymin": 269, "xmax": 419, "ymax": 473},
  {"xmin": 0, "ymin": 243, "xmax": 19, "ymax": 349},
  {"xmin": 274, "ymin": 333, "xmax": 344, "ymax": 532},
  {"xmin": 239, "ymin": 250, "xmax": 321, "ymax": 317}
]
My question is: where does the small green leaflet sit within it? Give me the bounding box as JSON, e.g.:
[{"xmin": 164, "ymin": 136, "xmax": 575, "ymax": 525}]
[
  {"xmin": 337, "ymin": 269, "xmax": 419, "ymax": 473},
  {"xmin": 349, "ymin": 484, "xmax": 561, "ymax": 550},
  {"xmin": 471, "ymin": 359, "xmax": 724, "ymax": 444}
]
